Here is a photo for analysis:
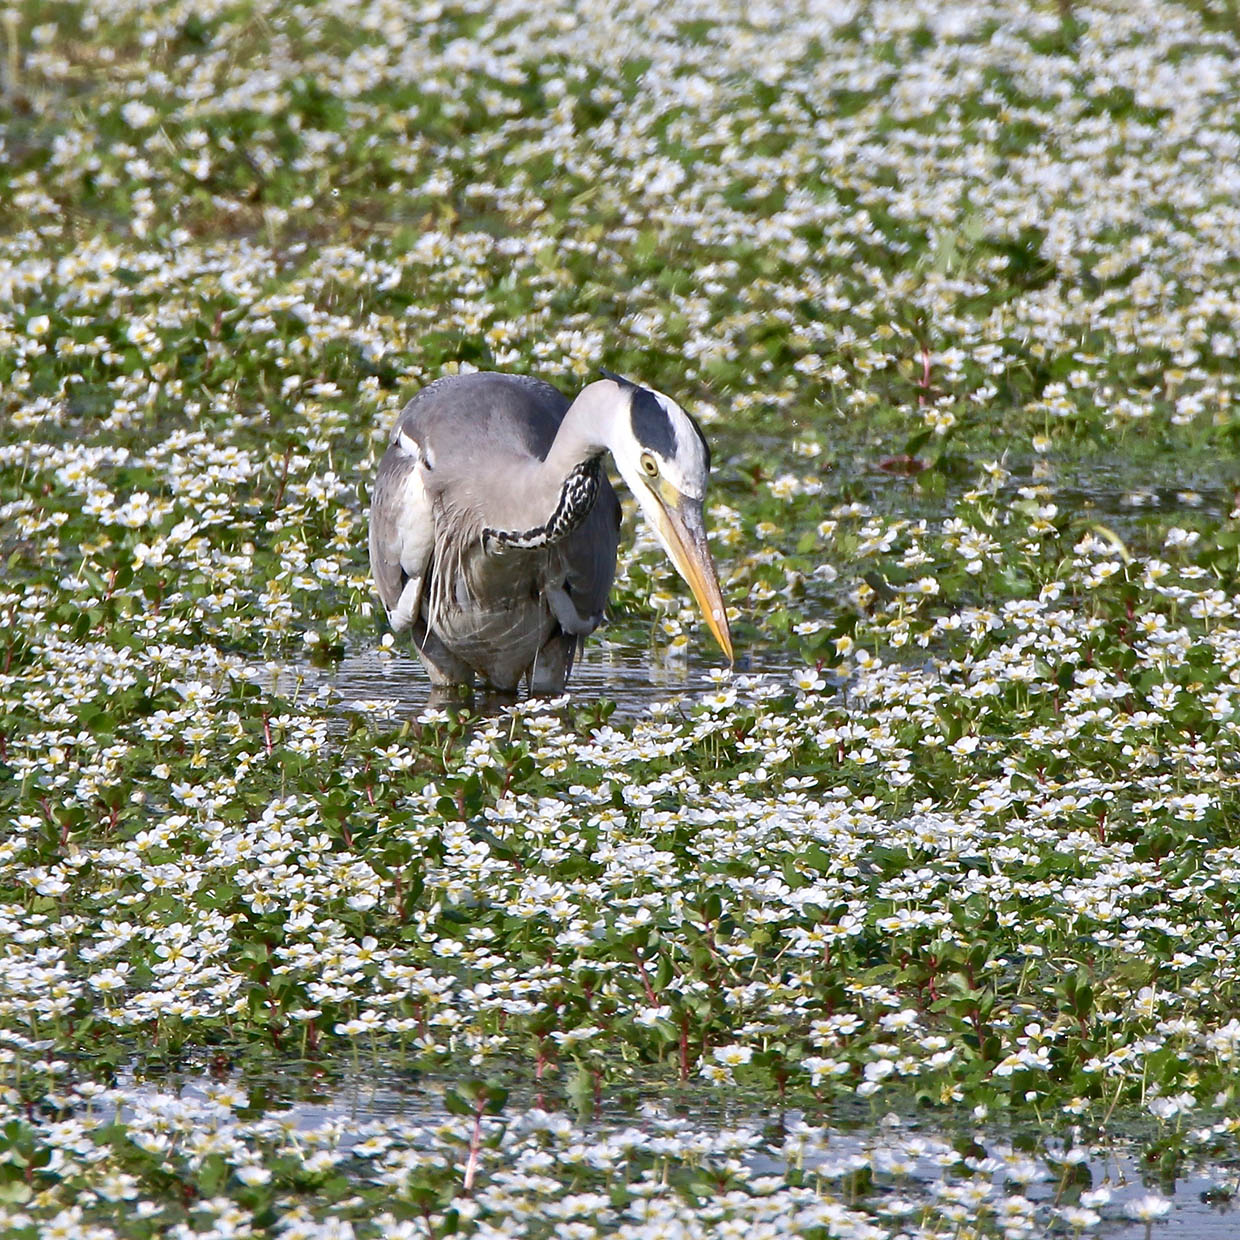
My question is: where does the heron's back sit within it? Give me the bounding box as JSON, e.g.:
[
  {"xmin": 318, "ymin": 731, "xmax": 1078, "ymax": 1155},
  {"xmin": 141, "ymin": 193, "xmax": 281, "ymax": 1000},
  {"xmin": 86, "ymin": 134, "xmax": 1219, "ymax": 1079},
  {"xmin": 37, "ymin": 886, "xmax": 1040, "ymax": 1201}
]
[{"xmin": 397, "ymin": 372, "xmax": 568, "ymax": 468}]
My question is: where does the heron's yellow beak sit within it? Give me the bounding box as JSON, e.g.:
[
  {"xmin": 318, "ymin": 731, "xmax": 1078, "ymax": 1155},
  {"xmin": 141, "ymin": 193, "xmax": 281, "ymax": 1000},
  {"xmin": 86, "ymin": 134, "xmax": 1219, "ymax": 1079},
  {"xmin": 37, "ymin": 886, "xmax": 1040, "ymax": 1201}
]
[{"xmin": 645, "ymin": 484, "xmax": 733, "ymax": 663}]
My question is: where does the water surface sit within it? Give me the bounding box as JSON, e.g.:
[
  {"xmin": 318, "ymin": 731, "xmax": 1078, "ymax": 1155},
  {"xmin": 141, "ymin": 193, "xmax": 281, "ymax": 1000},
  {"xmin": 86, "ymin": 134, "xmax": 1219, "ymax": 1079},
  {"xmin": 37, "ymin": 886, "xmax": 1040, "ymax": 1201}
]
[
  {"xmin": 276, "ymin": 638, "xmax": 777, "ymax": 721},
  {"xmin": 117, "ymin": 1062, "xmax": 1240, "ymax": 1239}
]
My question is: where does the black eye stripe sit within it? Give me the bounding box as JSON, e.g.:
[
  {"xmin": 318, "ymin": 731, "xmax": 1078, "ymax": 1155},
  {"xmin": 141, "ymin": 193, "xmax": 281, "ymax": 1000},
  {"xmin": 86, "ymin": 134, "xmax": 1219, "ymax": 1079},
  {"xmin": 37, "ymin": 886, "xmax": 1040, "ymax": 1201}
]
[{"xmin": 630, "ymin": 388, "xmax": 677, "ymax": 459}]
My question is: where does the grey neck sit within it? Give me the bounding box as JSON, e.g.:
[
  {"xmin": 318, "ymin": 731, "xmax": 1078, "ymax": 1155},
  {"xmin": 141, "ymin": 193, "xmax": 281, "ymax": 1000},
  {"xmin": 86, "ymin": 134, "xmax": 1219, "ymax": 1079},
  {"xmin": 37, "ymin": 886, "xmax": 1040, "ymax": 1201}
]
[
  {"xmin": 481, "ymin": 381, "xmax": 620, "ymax": 551},
  {"xmin": 482, "ymin": 454, "xmax": 604, "ymax": 550}
]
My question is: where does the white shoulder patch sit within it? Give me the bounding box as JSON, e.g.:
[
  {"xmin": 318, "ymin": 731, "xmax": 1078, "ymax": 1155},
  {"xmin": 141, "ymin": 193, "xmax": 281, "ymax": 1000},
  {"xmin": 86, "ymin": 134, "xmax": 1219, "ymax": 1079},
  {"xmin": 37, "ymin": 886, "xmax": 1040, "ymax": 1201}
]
[{"xmin": 397, "ymin": 430, "xmax": 421, "ymax": 462}]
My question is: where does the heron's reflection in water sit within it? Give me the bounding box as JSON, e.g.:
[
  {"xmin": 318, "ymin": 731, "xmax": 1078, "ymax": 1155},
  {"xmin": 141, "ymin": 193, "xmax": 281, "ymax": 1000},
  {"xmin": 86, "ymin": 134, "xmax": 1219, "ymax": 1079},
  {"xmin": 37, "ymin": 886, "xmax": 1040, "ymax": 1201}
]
[{"xmin": 278, "ymin": 641, "xmax": 768, "ymax": 724}]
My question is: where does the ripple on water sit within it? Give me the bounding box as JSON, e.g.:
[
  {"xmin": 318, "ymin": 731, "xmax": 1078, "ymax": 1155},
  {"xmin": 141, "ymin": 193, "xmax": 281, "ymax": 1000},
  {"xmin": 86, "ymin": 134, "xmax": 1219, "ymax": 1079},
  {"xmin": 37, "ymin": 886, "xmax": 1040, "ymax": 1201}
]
[{"xmin": 270, "ymin": 638, "xmax": 786, "ymax": 721}]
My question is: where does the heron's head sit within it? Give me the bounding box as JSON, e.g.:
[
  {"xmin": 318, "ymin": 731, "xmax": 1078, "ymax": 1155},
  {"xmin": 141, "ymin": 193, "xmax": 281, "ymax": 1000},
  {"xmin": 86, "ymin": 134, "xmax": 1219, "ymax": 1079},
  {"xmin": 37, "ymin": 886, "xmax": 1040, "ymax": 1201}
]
[{"xmin": 601, "ymin": 371, "xmax": 733, "ymax": 662}]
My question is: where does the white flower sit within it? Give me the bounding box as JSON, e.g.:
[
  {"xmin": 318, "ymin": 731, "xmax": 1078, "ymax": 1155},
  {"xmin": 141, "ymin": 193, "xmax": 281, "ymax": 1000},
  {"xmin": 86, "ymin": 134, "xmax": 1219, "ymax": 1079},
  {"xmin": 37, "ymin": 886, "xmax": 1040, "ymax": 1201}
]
[
  {"xmin": 120, "ymin": 99, "xmax": 157, "ymax": 129},
  {"xmin": 1123, "ymin": 1193, "xmax": 1172, "ymax": 1222}
]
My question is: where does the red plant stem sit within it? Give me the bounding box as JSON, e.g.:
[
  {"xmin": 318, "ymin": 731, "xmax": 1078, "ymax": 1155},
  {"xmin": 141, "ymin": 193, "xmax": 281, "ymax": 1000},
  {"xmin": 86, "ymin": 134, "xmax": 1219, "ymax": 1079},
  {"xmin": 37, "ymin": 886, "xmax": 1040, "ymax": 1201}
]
[
  {"xmin": 262, "ymin": 713, "xmax": 273, "ymax": 756},
  {"xmin": 463, "ymin": 1101, "xmax": 485, "ymax": 1193},
  {"xmin": 633, "ymin": 953, "xmax": 658, "ymax": 1005}
]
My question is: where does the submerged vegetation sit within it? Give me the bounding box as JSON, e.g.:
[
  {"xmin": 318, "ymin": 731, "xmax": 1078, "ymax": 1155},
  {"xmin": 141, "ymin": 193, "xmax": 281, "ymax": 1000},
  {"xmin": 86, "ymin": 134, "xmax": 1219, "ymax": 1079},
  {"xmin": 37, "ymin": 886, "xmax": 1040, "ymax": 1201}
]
[{"xmin": 4, "ymin": 0, "xmax": 1240, "ymax": 1235}]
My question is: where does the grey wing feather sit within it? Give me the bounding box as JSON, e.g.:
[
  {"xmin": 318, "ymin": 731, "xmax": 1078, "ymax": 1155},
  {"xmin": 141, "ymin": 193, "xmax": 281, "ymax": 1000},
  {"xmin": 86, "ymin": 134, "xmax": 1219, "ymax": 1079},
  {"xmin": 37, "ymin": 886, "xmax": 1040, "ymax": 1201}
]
[
  {"xmin": 368, "ymin": 425, "xmax": 434, "ymax": 631},
  {"xmin": 536, "ymin": 478, "xmax": 620, "ymax": 689},
  {"xmin": 399, "ymin": 371, "xmax": 566, "ymax": 463},
  {"xmin": 563, "ymin": 475, "xmax": 622, "ymax": 630}
]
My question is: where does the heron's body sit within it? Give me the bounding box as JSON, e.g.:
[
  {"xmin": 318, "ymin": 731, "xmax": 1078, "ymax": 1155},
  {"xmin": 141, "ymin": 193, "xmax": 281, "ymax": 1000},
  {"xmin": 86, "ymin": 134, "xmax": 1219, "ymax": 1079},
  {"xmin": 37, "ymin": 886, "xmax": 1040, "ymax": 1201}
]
[{"xmin": 368, "ymin": 370, "xmax": 730, "ymax": 694}]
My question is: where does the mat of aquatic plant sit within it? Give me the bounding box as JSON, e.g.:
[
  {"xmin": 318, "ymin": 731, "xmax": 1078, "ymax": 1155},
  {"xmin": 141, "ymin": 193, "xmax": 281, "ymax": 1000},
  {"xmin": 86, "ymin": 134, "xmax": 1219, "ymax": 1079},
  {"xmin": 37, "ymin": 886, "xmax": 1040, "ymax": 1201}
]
[{"xmin": 4, "ymin": 0, "xmax": 1240, "ymax": 1236}]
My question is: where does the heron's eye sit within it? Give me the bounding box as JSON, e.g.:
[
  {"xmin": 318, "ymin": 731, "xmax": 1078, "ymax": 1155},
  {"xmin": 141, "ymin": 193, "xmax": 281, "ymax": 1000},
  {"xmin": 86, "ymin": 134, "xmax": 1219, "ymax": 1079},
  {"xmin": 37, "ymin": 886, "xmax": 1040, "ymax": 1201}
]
[{"xmin": 640, "ymin": 453, "xmax": 659, "ymax": 478}]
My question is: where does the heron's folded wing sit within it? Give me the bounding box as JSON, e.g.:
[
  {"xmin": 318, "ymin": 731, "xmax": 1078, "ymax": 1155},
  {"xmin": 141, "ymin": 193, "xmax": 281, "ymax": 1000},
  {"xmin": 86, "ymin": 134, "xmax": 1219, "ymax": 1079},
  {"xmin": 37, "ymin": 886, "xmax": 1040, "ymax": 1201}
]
[
  {"xmin": 562, "ymin": 475, "xmax": 622, "ymax": 632},
  {"xmin": 368, "ymin": 443, "xmax": 435, "ymax": 631}
]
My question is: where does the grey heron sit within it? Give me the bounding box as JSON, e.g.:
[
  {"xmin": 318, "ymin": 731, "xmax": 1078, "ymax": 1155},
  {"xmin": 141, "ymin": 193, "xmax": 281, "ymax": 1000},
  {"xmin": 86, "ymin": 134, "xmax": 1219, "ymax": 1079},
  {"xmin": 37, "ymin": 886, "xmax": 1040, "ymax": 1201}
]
[{"xmin": 368, "ymin": 370, "xmax": 732, "ymax": 694}]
